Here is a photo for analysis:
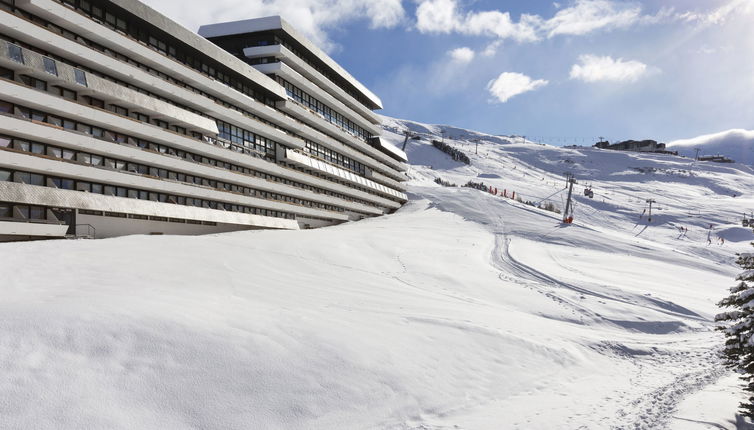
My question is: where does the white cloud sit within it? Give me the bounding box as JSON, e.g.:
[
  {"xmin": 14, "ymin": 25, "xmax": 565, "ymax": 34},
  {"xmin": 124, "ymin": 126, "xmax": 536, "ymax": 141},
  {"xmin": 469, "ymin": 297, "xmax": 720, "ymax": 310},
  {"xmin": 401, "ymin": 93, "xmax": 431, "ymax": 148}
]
[
  {"xmin": 413, "ymin": 0, "xmax": 721, "ymax": 43},
  {"xmin": 487, "ymin": 72, "xmax": 548, "ymax": 103},
  {"xmin": 481, "ymin": 40, "xmax": 502, "ymax": 57},
  {"xmin": 415, "ymin": 0, "xmax": 539, "ymax": 42},
  {"xmin": 677, "ymin": 0, "xmax": 753, "ymax": 26},
  {"xmin": 569, "ymin": 54, "xmax": 649, "ymax": 83},
  {"xmin": 141, "ymin": 0, "xmax": 405, "ymax": 53},
  {"xmin": 543, "ymin": 0, "xmax": 641, "ymax": 38},
  {"xmin": 448, "ymin": 47, "xmax": 475, "ymax": 63}
]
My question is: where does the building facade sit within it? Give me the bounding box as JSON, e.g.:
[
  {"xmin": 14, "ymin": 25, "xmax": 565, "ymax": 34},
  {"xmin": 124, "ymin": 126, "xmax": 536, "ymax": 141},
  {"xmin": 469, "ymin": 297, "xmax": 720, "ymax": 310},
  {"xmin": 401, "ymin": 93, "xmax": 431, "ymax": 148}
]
[{"xmin": 0, "ymin": 0, "xmax": 408, "ymax": 241}]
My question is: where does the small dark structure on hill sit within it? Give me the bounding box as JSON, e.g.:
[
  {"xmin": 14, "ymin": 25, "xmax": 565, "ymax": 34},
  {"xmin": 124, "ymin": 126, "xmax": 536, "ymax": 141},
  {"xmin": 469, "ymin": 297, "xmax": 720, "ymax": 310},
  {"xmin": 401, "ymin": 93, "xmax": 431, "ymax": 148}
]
[
  {"xmin": 699, "ymin": 155, "xmax": 734, "ymax": 163},
  {"xmin": 594, "ymin": 139, "xmax": 677, "ymax": 155}
]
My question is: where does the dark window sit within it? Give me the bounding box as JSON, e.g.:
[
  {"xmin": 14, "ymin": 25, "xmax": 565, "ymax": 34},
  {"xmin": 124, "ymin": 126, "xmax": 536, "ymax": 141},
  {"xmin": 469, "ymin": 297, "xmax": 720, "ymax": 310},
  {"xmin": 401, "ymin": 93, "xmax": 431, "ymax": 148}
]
[
  {"xmin": 30, "ymin": 142, "xmax": 44, "ymax": 154},
  {"xmin": 0, "ymin": 135, "xmax": 10, "ymax": 148},
  {"xmin": 86, "ymin": 96, "xmax": 104, "ymax": 109},
  {"xmin": 29, "ymin": 206, "xmax": 45, "ymax": 220},
  {"xmin": 0, "ymin": 65, "xmax": 12, "ymax": 80},
  {"xmin": 13, "ymin": 140, "xmax": 29, "ymax": 152},
  {"xmin": 0, "ymin": 169, "xmax": 10, "ymax": 181},
  {"xmin": 0, "ymin": 203, "xmax": 10, "ymax": 218},
  {"xmin": 28, "ymin": 173, "xmax": 44, "ymax": 186},
  {"xmin": 8, "ymin": 43, "xmax": 23, "ymax": 64},
  {"xmin": 43, "ymin": 57, "xmax": 57, "ymax": 76},
  {"xmin": 0, "ymin": 101, "xmax": 12, "ymax": 114},
  {"xmin": 109, "ymin": 105, "xmax": 128, "ymax": 116},
  {"xmin": 73, "ymin": 69, "xmax": 87, "ymax": 86},
  {"xmin": 20, "ymin": 75, "xmax": 47, "ymax": 91},
  {"xmin": 55, "ymin": 87, "xmax": 77, "ymax": 100},
  {"xmin": 13, "ymin": 205, "xmax": 29, "ymax": 219}
]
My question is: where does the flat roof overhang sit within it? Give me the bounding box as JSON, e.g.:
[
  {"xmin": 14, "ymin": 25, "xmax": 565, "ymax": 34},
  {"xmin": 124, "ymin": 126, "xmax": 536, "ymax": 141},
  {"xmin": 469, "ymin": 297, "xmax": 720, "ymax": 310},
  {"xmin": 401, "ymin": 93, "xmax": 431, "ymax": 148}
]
[{"xmin": 198, "ymin": 16, "xmax": 383, "ymax": 111}]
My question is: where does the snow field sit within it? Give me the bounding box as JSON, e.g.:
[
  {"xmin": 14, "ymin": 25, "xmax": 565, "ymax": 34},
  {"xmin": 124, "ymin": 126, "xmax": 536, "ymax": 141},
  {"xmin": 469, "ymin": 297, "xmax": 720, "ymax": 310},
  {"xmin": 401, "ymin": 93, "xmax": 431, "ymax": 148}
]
[{"xmin": 1, "ymin": 117, "xmax": 753, "ymax": 429}]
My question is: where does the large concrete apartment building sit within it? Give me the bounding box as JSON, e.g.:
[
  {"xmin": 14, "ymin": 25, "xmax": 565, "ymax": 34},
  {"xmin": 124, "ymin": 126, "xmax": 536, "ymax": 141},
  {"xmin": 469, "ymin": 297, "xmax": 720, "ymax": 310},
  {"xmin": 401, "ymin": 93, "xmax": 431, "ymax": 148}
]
[{"xmin": 0, "ymin": 0, "xmax": 408, "ymax": 241}]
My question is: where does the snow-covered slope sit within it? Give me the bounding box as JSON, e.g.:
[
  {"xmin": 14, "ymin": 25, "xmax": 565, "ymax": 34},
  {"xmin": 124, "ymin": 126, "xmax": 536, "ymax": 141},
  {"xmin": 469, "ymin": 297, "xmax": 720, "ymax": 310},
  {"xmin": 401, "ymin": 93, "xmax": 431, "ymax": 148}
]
[
  {"xmin": 668, "ymin": 129, "xmax": 754, "ymax": 165},
  {"xmin": 2, "ymin": 117, "xmax": 754, "ymax": 429}
]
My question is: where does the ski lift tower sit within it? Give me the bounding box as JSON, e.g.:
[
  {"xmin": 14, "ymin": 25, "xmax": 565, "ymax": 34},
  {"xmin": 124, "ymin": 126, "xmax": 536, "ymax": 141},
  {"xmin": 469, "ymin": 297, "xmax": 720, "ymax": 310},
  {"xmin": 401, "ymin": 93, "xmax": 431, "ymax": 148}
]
[
  {"xmin": 563, "ymin": 174, "xmax": 576, "ymax": 224},
  {"xmin": 646, "ymin": 199, "xmax": 656, "ymax": 222}
]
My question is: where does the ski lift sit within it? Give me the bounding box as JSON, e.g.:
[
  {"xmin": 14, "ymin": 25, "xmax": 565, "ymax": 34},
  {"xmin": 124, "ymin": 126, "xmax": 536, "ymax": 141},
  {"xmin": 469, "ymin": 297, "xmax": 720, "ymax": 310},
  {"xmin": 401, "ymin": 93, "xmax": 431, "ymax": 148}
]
[
  {"xmin": 583, "ymin": 185, "xmax": 594, "ymax": 199},
  {"xmin": 744, "ymin": 219, "xmax": 750, "ymax": 228}
]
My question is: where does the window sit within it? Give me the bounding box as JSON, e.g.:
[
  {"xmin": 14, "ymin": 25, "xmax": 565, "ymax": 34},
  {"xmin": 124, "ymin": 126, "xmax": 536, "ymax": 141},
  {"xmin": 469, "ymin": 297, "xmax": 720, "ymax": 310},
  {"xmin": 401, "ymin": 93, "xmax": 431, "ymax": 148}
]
[
  {"xmin": 14, "ymin": 172, "xmax": 44, "ymax": 186},
  {"xmin": 0, "ymin": 203, "xmax": 10, "ymax": 218},
  {"xmin": 73, "ymin": 68, "xmax": 87, "ymax": 86},
  {"xmin": 0, "ymin": 169, "xmax": 10, "ymax": 182},
  {"xmin": 8, "ymin": 43, "xmax": 23, "ymax": 64},
  {"xmin": 0, "ymin": 101, "xmax": 12, "ymax": 114},
  {"xmin": 0, "ymin": 65, "xmax": 12, "ymax": 80},
  {"xmin": 109, "ymin": 105, "xmax": 127, "ymax": 116},
  {"xmin": 0, "ymin": 135, "xmax": 10, "ymax": 148},
  {"xmin": 52, "ymin": 178, "xmax": 74, "ymax": 190},
  {"xmin": 30, "ymin": 142, "xmax": 45, "ymax": 154},
  {"xmin": 54, "ymin": 87, "xmax": 77, "ymax": 100},
  {"xmin": 13, "ymin": 205, "xmax": 29, "ymax": 219},
  {"xmin": 29, "ymin": 206, "xmax": 45, "ymax": 220},
  {"xmin": 85, "ymin": 96, "xmax": 104, "ymax": 109},
  {"xmin": 43, "ymin": 57, "xmax": 57, "ymax": 76},
  {"xmin": 13, "ymin": 140, "xmax": 29, "ymax": 152}
]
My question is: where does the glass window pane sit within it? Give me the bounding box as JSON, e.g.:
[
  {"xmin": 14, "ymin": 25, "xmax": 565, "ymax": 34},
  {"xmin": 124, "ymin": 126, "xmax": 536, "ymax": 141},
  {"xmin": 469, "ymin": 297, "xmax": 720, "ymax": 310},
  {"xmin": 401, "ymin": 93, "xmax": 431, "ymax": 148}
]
[
  {"xmin": 48, "ymin": 146, "xmax": 62, "ymax": 158},
  {"xmin": 29, "ymin": 206, "xmax": 45, "ymax": 220},
  {"xmin": 8, "ymin": 43, "xmax": 23, "ymax": 64},
  {"xmin": 30, "ymin": 143, "xmax": 45, "ymax": 154},
  {"xmin": 43, "ymin": 57, "xmax": 58, "ymax": 76},
  {"xmin": 74, "ymin": 69, "xmax": 87, "ymax": 86},
  {"xmin": 13, "ymin": 205, "xmax": 29, "ymax": 219},
  {"xmin": 29, "ymin": 173, "xmax": 44, "ymax": 186}
]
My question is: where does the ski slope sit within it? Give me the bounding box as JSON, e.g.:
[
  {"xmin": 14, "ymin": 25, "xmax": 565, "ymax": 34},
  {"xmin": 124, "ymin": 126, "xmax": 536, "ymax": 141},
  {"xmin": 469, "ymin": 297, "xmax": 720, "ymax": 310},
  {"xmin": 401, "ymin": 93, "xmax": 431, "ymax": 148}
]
[{"xmin": 2, "ymin": 117, "xmax": 754, "ymax": 429}]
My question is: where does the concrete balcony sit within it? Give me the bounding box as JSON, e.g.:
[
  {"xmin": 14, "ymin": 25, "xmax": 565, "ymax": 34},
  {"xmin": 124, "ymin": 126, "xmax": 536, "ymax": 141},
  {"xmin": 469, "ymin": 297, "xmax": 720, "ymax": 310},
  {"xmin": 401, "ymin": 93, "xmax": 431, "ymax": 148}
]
[
  {"xmin": 244, "ymin": 44, "xmax": 382, "ymax": 125},
  {"xmin": 0, "ymin": 218, "xmax": 68, "ymax": 239},
  {"xmin": 0, "ymin": 115, "xmax": 385, "ymax": 216},
  {"xmin": 278, "ymin": 100, "xmax": 408, "ymax": 179},
  {"xmin": 0, "ymin": 9, "xmax": 309, "ymax": 149},
  {"xmin": 19, "ymin": 0, "xmax": 286, "ymax": 101},
  {"xmin": 0, "ymin": 149, "xmax": 351, "ymax": 222},
  {"xmin": 253, "ymin": 61, "xmax": 381, "ymax": 136},
  {"xmin": 284, "ymin": 149, "xmax": 407, "ymax": 202},
  {"xmin": 0, "ymin": 181, "xmax": 298, "ymax": 230},
  {"xmin": 0, "ymin": 38, "xmax": 218, "ymax": 136}
]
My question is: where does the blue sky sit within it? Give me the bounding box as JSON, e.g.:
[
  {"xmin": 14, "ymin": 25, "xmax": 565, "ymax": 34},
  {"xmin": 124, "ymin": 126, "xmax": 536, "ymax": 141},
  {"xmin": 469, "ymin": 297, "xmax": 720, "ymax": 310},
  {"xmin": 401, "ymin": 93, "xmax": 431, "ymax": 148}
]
[{"xmin": 144, "ymin": 0, "xmax": 754, "ymax": 145}]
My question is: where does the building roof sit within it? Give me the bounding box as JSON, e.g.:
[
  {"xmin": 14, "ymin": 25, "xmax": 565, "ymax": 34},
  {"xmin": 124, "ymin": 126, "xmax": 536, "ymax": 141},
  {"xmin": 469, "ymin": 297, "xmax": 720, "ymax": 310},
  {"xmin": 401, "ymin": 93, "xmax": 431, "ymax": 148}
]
[
  {"xmin": 107, "ymin": 0, "xmax": 287, "ymax": 100},
  {"xmin": 197, "ymin": 16, "xmax": 384, "ymax": 111}
]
